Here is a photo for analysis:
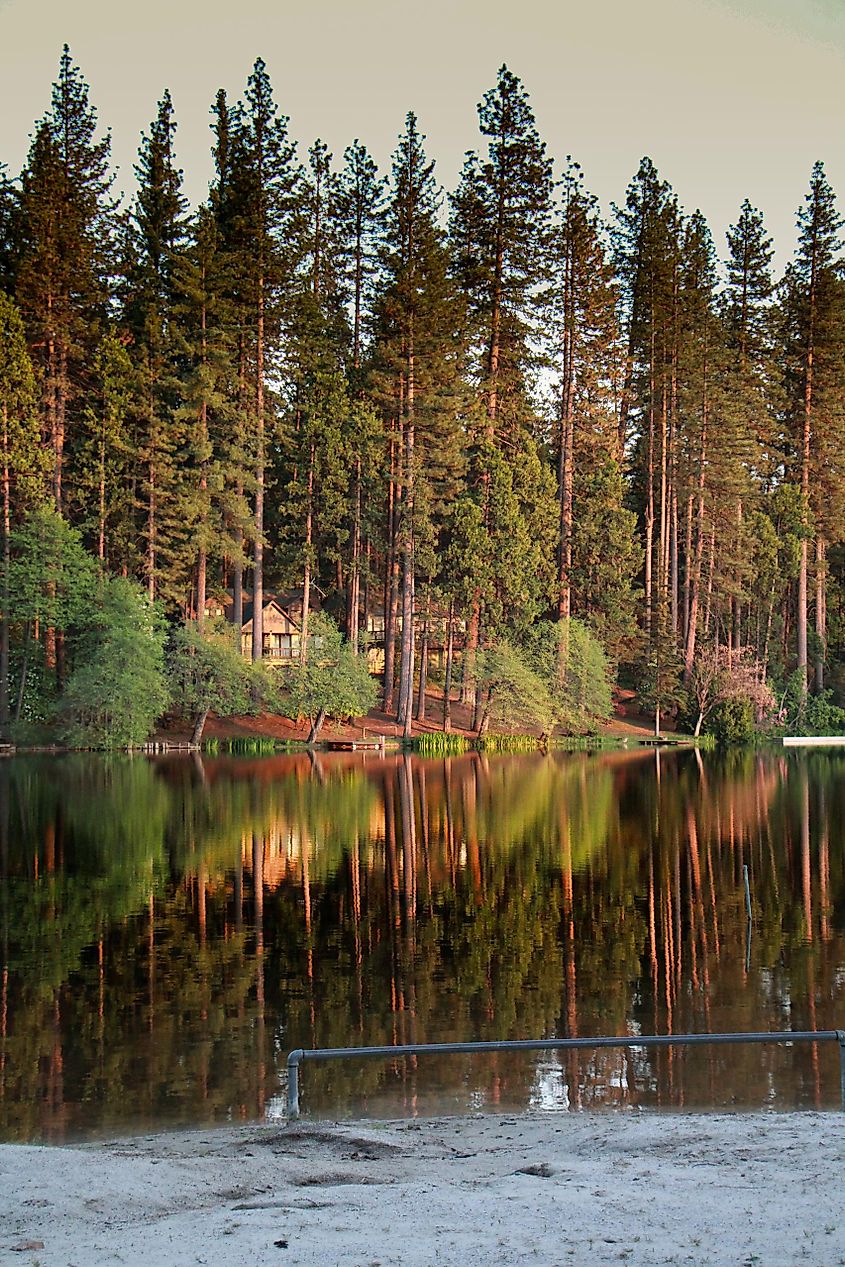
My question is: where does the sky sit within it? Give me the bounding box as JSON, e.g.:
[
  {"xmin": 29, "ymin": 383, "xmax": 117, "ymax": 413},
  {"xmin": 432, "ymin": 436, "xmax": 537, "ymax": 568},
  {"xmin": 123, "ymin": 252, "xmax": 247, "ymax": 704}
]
[{"xmin": 0, "ymin": 0, "xmax": 844, "ymax": 271}]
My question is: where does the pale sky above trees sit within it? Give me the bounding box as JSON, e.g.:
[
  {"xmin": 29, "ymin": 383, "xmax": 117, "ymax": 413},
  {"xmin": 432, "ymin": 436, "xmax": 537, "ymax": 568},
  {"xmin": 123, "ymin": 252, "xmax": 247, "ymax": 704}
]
[{"xmin": 0, "ymin": 0, "xmax": 843, "ymax": 266}]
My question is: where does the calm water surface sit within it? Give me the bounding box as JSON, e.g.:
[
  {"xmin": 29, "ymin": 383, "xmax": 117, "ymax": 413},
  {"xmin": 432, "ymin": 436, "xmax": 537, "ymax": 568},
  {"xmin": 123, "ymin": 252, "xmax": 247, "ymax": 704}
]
[{"xmin": 1, "ymin": 747, "xmax": 844, "ymax": 1141}]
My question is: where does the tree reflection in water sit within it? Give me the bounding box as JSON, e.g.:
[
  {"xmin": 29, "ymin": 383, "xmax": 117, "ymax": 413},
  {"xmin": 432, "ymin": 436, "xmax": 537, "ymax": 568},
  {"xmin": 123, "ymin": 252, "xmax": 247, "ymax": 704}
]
[{"xmin": 1, "ymin": 747, "xmax": 844, "ymax": 1140}]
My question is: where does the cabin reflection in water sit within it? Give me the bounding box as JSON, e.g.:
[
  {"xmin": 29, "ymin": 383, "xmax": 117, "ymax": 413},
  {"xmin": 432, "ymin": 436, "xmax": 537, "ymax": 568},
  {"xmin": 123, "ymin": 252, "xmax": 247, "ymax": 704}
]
[{"xmin": 1, "ymin": 748, "xmax": 844, "ymax": 1141}]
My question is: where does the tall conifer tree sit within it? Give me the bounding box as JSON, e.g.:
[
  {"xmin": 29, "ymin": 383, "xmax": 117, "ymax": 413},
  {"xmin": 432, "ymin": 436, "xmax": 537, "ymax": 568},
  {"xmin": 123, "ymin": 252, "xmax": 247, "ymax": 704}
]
[
  {"xmin": 126, "ymin": 89, "xmax": 189, "ymax": 605},
  {"xmin": 550, "ymin": 160, "xmax": 637, "ymax": 664},
  {"xmin": 231, "ymin": 59, "xmax": 303, "ymax": 660},
  {"xmin": 0, "ymin": 294, "xmax": 41, "ymax": 731},
  {"xmin": 783, "ymin": 162, "xmax": 845, "ymax": 690},
  {"xmin": 16, "ymin": 46, "xmax": 114, "ymax": 512},
  {"xmin": 373, "ymin": 114, "xmax": 464, "ymax": 731},
  {"xmin": 614, "ymin": 158, "xmax": 681, "ymax": 639}
]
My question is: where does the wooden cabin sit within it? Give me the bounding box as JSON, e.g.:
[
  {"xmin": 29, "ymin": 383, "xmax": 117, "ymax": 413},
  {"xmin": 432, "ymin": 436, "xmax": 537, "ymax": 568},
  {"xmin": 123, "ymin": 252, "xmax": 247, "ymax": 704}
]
[
  {"xmin": 241, "ymin": 597, "xmax": 302, "ymax": 662},
  {"xmin": 365, "ymin": 602, "xmax": 465, "ymax": 675},
  {"xmin": 204, "ymin": 587, "xmax": 322, "ymax": 665}
]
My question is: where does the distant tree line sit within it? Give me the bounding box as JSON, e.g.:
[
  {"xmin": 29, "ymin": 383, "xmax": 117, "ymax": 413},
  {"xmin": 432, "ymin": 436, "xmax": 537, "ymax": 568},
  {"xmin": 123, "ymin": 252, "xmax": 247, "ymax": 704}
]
[{"xmin": 1, "ymin": 48, "xmax": 844, "ymax": 743}]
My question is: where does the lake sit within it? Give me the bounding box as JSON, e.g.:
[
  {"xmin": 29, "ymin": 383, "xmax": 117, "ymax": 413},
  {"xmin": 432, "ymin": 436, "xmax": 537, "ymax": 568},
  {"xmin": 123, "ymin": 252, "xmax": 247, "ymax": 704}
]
[{"xmin": 1, "ymin": 746, "xmax": 843, "ymax": 1141}]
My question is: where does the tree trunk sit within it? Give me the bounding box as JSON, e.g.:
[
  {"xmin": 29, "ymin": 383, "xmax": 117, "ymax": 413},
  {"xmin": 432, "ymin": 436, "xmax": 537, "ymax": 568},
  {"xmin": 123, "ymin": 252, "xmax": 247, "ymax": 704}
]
[
  {"xmin": 683, "ymin": 361, "xmax": 708, "ymax": 680},
  {"xmin": 478, "ymin": 692, "xmax": 492, "ymax": 736},
  {"xmin": 97, "ymin": 434, "xmax": 106, "ymax": 562},
  {"xmin": 56, "ymin": 341, "xmax": 67, "ymax": 512},
  {"xmin": 815, "ymin": 535, "xmax": 826, "ymax": 693},
  {"xmin": 0, "ymin": 404, "xmax": 9, "ymax": 735},
  {"xmin": 14, "ymin": 622, "xmax": 30, "ymax": 724},
  {"xmin": 252, "ymin": 276, "xmax": 265, "ymax": 663},
  {"xmin": 682, "ymin": 493, "xmax": 693, "ymax": 644},
  {"xmin": 383, "ymin": 417, "xmax": 400, "ymax": 710},
  {"xmin": 461, "ymin": 600, "xmax": 479, "ymax": 707},
  {"xmin": 307, "ymin": 706, "xmax": 327, "ymax": 746},
  {"xmin": 191, "ymin": 706, "xmax": 210, "ymax": 747},
  {"xmin": 147, "ymin": 450, "xmax": 156, "ymax": 604},
  {"xmin": 196, "ymin": 545, "xmax": 207, "ymax": 631},
  {"xmin": 196, "ymin": 297, "xmax": 209, "ymax": 631},
  {"xmin": 644, "ymin": 323, "xmax": 656, "ymax": 634},
  {"xmin": 557, "ymin": 236, "xmax": 575, "ymax": 624},
  {"xmin": 443, "ymin": 600, "xmax": 454, "ymax": 733},
  {"xmin": 397, "ymin": 545, "xmax": 415, "ymax": 739},
  {"xmin": 473, "ymin": 685, "xmax": 487, "ymax": 733},
  {"xmin": 348, "ymin": 456, "xmax": 362, "ymax": 653},
  {"xmin": 300, "ymin": 440, "xmax": 315, "ymax": 666},
  {"xmin": 397, "ymin": 329, "xmax": 416, "ymax": 742},
  {"xmin": 415, "ymin": 610, "xmax": 428, "ymax": 722},
  {"xmin": 798, "ymin": 270, "xmax": 816, "ymax": 688}
]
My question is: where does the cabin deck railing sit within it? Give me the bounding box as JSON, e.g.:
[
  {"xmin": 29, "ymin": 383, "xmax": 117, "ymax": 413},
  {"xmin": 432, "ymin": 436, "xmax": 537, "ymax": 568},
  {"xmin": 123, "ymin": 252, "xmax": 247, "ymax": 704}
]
[{"xmin": 285, "ymin": 1029, "xmax": 845, "ymax": 1118}]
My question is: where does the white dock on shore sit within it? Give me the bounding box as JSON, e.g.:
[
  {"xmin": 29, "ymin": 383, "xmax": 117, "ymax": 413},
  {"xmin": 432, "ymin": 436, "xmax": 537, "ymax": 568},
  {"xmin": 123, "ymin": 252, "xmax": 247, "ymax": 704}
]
[{"xmin": 783, "ymin": 735, "xmax": 845, "ymax": 746}]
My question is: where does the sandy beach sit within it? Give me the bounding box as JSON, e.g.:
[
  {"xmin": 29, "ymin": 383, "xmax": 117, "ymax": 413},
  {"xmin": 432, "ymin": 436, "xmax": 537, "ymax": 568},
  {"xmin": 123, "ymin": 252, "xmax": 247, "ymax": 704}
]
[{"xmin": 2, "ymin": 1110, "xmax": 844, "ymax": 1266}]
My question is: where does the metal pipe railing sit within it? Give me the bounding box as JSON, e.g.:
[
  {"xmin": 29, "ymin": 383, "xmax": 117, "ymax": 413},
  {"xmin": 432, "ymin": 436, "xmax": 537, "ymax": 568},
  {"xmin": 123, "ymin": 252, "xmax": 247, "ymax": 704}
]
[{"xmin": 286, "ymin": 1029, "xmax": 845, "ymax": 1118}]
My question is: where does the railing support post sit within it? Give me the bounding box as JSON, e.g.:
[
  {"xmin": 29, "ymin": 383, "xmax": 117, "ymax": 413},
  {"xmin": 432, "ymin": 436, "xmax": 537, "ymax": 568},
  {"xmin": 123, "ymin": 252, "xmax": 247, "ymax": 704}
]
[
  {"xmin": 837, "ymin": 1031, "xmax": 845, "ymax": 1111},
  {"xmin": 287, "ymin": 1048, "xmax": 303, "ymax": 1119}
]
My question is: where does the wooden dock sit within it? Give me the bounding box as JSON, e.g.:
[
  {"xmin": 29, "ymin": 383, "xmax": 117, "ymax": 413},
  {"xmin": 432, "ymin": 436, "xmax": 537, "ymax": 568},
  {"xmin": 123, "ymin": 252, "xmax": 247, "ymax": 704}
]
[
  {"xmin": 783, "ymin": 736, "xmax": 845, "ymax": 747},
  {"xmin": 325, "ymin": 735, "xmax": 389, "ymax": 752}
]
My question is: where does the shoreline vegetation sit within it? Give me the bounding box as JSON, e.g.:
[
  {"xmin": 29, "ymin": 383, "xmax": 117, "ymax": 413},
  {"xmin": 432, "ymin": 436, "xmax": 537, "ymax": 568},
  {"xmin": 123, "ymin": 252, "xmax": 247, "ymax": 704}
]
[
  {"xmin": 3, "ymin": 685, "xmax": 713, "ymax": 754},
  {"xmin": 3, "ymin": 52, "xmax": 845, "ymax": 756}
]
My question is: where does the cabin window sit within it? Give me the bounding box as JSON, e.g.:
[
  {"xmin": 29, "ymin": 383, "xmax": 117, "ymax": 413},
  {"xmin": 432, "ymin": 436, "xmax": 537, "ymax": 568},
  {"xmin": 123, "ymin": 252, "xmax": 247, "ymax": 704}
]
[{"xmin": 266, "ymin": 632, "xmax": 293, "ymax": 659}]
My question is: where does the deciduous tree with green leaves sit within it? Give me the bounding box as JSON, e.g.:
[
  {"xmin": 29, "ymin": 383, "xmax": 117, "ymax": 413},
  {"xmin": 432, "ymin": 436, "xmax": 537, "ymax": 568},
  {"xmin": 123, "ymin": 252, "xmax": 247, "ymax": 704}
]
[
  {"xmin": 167, "ymin": 618, "xmax": 274, "ymax": 744},
  {"xmin": 59, "ymin": 575, "xmax": 168, "ymax": 749},
  {"xmin": 285, "ymin": 613, "xmax": 376, "ymax": 744}
]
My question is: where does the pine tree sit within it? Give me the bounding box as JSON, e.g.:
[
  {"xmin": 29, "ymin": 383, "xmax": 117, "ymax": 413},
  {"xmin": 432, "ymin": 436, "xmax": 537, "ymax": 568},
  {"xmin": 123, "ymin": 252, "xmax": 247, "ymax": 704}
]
[
  {"xmin": 230, "ymin": 59, "xmax": 303, "ymax": 660},
  {"xmin": 80, "ymin": 331, "xmax": 134, "ymax": 565},
  {"xmin": 371, "ymin": 113, "xmax": 464, "ymax": 733},
  {"xmin": 335, "ymin": 141, "xmax": 386, "ymax": 647},
  {"xmin": 0, "ymin": 164, "xmax": 18, "ymax": 293},
  {"xmin": 126, "ymin": 89, "xmax": 190, "ymax": 606},
  {"xmin": 0, "ymin": 294, "xmax": 42, "ymax": 731},
  {"xmin": 174, "ymin": 203, "xmax": 246, "ymax": 627},
  {"xmin": 450, "ymin": 65, "xmax": 553, "ymax": 441},
  {"xmin": 613, "ymin": 159, "xmax": 681, "ymax": 638},
  {"xmin": 16, "ymin": 46, "xmax": 115, "ymax": 513},
  {"xmin": 279, "ymin": 366, "xmax": 350, "ymax": 662},
  {"xmin": 301, "ymin": 139, "xmax": 350, "ymax": 369},
  {"xmin": 282, "ymin": 138, "xmax": 353, "ymax": 658},
  {"xmin": 336, "ymin": 140, "xmax": 385, "ymax": 375},
  {"xmin": 449, "ymin": 67, "xmax": 554, "ymax": 705},
  {"xmin": 550, "ymin": 160, "xmax": 637, "ymax": 664},
  {"xmin": 782, "ymin": 162, "xmax": 845, "ymax": 691},
  {"xmin": 676, "ymin": 211, "xmax": 723, "ymax": 676},
  {"xmin": 207, "ymin": 88, "xmax": 252, "ymax": 631},
  {"xmin": 721, "ymin": 200, "xmax": 778, "ymax": 655}
]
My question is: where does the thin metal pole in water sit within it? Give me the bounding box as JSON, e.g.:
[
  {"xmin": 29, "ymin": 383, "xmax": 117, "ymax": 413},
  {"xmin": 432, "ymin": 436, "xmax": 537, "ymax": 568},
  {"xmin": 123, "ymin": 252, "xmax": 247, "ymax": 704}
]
[
  {"xmin": 838, "ymin": 1032, "xmax": 845, "ymax": 1111},
  {"xmin": 743, "ymin": 863, "xmax": 753, "ymax": 973},
  {"xmin": 743, "ymin": 864, "xmax": 752, "ymax": 920}
]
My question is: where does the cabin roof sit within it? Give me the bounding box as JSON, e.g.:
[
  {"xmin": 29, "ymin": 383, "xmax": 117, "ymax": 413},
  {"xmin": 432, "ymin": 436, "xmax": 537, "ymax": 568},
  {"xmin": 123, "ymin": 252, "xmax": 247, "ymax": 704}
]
[{"xmin": 241, "ymin": 596, "xmax": 301, "ymax": 632}]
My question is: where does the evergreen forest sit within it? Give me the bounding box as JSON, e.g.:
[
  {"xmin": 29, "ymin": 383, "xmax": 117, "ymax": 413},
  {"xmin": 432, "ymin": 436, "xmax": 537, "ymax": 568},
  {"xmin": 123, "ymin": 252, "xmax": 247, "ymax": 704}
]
[{"xmin": 2, "ymin": 48, "xmax": 845, "ymax": 745}]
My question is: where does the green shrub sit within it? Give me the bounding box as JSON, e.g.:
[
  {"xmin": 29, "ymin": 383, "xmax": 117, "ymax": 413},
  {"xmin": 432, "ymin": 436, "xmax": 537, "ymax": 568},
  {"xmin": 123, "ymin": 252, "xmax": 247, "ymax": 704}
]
[{"xmin": 710, "ymin": 696, "xmax": 755, "ymax": 746}]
